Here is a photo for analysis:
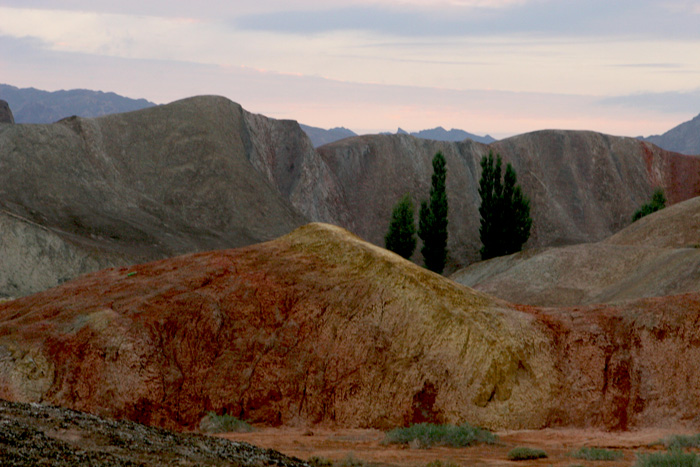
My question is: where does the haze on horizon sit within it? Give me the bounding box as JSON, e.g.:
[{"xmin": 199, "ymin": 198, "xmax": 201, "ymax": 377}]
[{"xmin": 1, "ymin": 0, "xmax": 699, "ymax": 138}]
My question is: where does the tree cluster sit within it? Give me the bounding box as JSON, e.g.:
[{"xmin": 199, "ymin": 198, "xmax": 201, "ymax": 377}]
[
  {"xmin": 385, "ymin": 149, "xmax": 533, "ymax": 272},
  {"xmin": 478, "ymin": 151, "xmax": 532, "ymax": 260}
]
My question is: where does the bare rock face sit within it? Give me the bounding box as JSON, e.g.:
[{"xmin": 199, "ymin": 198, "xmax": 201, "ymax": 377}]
[
  {"xmin": 0, "ymin": 100, "xmax": 13, "ymax": 124},
  {"xmin": 0, "ymin": 211, "xmax": 121, "ymax": 299},
  {"xmin": 1, "ymin": 223, "xmax": 699, "ymax": 432},
  {"xmin": 451, "ymin": 196, "xmax": 700, "ymax": 306},
  {"xmin": 0, "ymin": 223, "xmax": 557, "ymax": 432}
]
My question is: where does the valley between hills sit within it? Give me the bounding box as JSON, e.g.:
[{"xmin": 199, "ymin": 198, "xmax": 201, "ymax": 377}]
[{"xmin": 1, "ymin": 95, "xmax": 700, "ymax": 465}]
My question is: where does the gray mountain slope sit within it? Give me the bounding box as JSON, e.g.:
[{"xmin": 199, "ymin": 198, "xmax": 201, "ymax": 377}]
[
  {"xmin": 0, "ymin": 96, "xmax": 308, "ymax": 297},
  {"xmin": 643, "ymin": 113, "xmax": 700, "ymax": 155}
]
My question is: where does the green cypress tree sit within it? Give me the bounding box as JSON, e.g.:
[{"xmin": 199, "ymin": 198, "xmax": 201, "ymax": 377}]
[
  {"xmin": 479, "ymin": 151, "xmax": 531, "ymax": 260},
  {"xmin": 418, "ymin": 152, "xmax": 448, "ymax": 273},
  {"xmin": 384, "ymin": 193, "xmax": 417, "ymax": 259}
]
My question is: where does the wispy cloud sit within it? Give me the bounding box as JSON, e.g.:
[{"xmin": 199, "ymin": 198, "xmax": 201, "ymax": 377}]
[
  {"xmin": 600, "ymin": 89, "xmax": 700, "ymax": 114},
  {"xmin": 610, "ymin": 63, "xmax": 683, "ymax": 69},
  {"xmin": 233, "ymin": 0, "xmax": 700, "ymax": 39}
]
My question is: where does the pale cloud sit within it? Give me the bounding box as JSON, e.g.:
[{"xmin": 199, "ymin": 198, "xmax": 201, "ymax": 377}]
[{"xmin": 1, "ymin": 1, "xmax": 699, "ymax": 138}]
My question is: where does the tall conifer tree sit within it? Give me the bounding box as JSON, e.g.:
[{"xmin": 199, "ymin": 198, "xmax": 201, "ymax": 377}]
[
  {"xmin": 385, "ymin": 193, "xmax": 417, "ymax": 259},
  {"xmin": 418, "ymin": 152, "xmax": 448, "ymax": 273}
]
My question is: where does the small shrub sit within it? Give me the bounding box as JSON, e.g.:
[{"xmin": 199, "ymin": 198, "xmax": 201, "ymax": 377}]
[
  {"xmin": 199, "ymin": 411, "xmax": 253, "ymax": 433},
  {"xmin": 507, "ymin": 447, "xmax": 547, "ymax": 461},
  {"xmin": 308, "ymin": 457, "xmax": 333, "ymax": 467},
  {"xmin": 425, "ymin": 460, "xmax": 459, "ymax": 467},
  {"xmin": 659, "ymin": 434, "xmax": 700, "ymax": 450},
  {"xmin": 335, "ymin": 453, "xmax": 366, "ymax": 467},
  {"xmin": 384, "ymin": 423, "xmax": 498, "ymax": 448},
  {"xmin": 632, "ymin": 188, "xmax": 666, "ymax": 222},
  {"xmin": 570, "ymin": 446, "xmax": 624, "ymax": 461},
  {"xmin": 635, "ymin": 450, "xmax": 700, "ymax": 467}
]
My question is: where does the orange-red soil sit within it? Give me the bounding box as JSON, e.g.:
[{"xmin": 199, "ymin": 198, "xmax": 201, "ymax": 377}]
[{"xmin": 221, "ymin": 427, "xmax": 691, "ymax": 467}]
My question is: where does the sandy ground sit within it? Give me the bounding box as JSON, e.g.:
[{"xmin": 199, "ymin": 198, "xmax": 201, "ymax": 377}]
[{"xmin": 220, "ymin": 427, "xmax": 695, "ymax": 467}]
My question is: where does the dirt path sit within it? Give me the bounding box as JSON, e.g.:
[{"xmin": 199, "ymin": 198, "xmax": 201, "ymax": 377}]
[{"xmin": 221, "ymin": 427, "xmax": 693, "ymax": 467}]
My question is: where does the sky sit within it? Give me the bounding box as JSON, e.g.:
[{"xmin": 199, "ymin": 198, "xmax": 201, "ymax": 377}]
[{"xmin": 1, "ymin": 0, "xmax": 700, "ymax": 138}]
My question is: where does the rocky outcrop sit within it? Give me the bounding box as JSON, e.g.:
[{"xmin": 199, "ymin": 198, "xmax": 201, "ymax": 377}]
[
  {"xmin": 1, "ymin": 223, "xmax": 699, "ymax": 432},
  {"xmin": 451, "ymin": 196, "xmax": 700, "ymax": 306},
  {"xmin": 0, "ymin": 210, "xmax": 121, "ymax": 299},
  {"xmin": 0, "ymin": 100, "xmax": 13, "ymax": 124},
  {"xmin": 0, "ymin": 398, "xmax": 308, "ymax": 466},
  {"xmin": 514, "ymin": 293, "xmax": 700, "ymax": 431}
]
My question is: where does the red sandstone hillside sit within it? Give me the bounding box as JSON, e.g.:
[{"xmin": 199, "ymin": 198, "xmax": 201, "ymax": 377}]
[
  {"xmin": 451, "ymin": 196, "xmax": 700, "ymax": 306},
  {"xmin": 1, "ymin": 223, "xmax": 698, "ymax": 433}
]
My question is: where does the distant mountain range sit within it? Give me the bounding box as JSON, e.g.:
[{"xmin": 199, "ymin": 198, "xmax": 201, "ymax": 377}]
[
  {"xmin": 0, "ymin": 84, "xmax": 155, "ymax": 123},
  {"xmin": 299, "ymin": 124, "xmax": 357, "ymax": 147},
  {"xmin": 641, "ymin": 113, "xmax": 700, "ymax": 155},
  {"xmin": 396, "ymin": 127, "xmax": 496, "ymax": 144},
  {"xmin": 300, "ymin": 124, "xmax": 495, "ymax": 147},
  {"xmin": 2, "ymin": 82, "xmax": 699, "ymax": 156}
]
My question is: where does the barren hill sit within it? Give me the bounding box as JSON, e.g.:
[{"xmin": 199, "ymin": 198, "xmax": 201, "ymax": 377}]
[
  {"xmin": 451, "ymin": 196, "xmax": 700, "ymax": 306},
  {"xmin": 0, "ymin": 96, "xmax": 309, "ymax": 298},
  {"xmin": 1, "ymin": 223, "xmax": 699, "ymax": 432}
]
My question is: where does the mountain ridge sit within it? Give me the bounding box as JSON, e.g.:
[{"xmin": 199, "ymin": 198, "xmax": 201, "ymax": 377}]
[
  {"xmin": 642, "ymin": 112, "xmax": 700, "ymax": 155},
  {"xmin": 0, "ymin": 83, "xmax": 156, "ymax": 123},
  {"xmin": 1, "ymin": 95, "xmax": 700, "ymax": 298}
]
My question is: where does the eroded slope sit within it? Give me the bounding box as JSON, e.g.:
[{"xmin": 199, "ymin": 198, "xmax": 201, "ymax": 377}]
[{"xmin": 452, "ymin": 196, "xmax": 700, "ymax": 306}]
